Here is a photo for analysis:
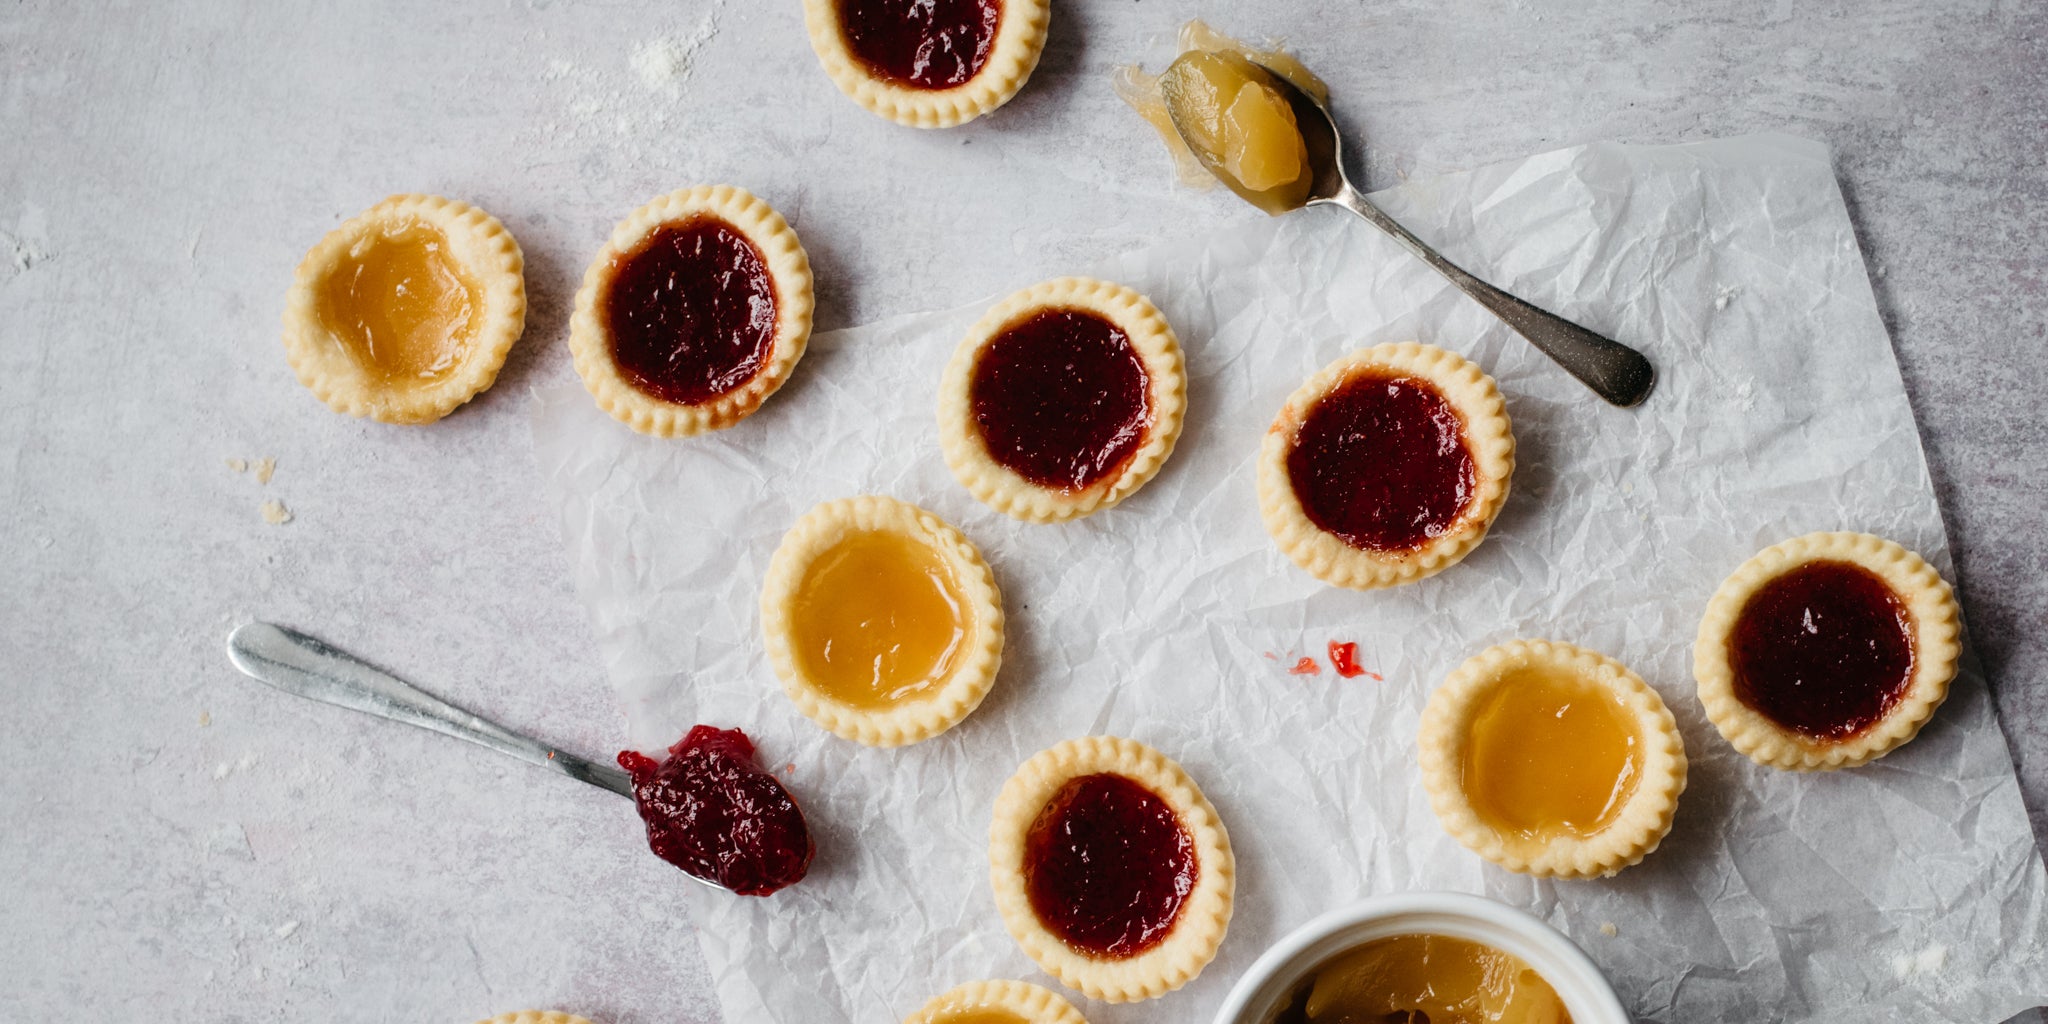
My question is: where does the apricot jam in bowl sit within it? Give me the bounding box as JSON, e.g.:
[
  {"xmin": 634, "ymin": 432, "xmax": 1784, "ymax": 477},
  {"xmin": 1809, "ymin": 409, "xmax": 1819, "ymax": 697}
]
[{"xmin": 1212, "ymin": 892, "xmax": 1628, "ymax": 1024}]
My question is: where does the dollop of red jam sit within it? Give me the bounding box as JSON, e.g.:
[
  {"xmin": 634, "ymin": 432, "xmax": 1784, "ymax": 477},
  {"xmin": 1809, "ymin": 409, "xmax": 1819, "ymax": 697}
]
[
  {"xmin": 1286, "ymin": 371, "xmax": 1475, "ymax": 552},
  {"xmin": 617, "ymin": 725, "xmax": 814, "ymax": 897},
  {"xmin": 1329, "ymin": 641, "xmax": 1375, "ymax": 679},
  {"xmin": 1729, "ymin": 560, "xmax": 1916, "ymax": 740},
  {"xmin": 1023, "ymin": 772, "xmax": 1195, "ymax": 959},
  {"xmin": 836, "ymin": 0, "xmax": 1002, "ymax": 90},
  {"xmin": 603, "ymin": 217, "xmax": 778, "ymax": 406},
  {"xmin": 970, "ymin": 309, "xmax": 1151, "ymax": 492}
]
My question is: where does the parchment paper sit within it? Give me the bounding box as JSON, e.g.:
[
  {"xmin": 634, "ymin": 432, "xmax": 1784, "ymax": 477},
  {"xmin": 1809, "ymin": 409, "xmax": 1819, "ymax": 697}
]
[{"xmin": 531, "ymin": 134, "xmax": 2048, "ymax": 1023}]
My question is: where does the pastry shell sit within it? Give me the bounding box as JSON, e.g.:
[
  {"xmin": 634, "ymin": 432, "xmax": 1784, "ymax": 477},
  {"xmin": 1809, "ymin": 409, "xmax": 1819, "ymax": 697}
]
[
  {"xmin": 803, "ymin": 0, "xmax": 1051, "ymax": 128},
  {"xmin": 989, "ymin": 736, "xmax": 1233, "ymax": 1003},
  {"xmin": 569, "ymin": 185, "xmax": 814, "ymax": 437},
  {"xmin": 1419, "ymin": 639, "xmax": 1688, "ymax": 879},
  {"xmin": 1693, "ymin": 531, "xmax": 1961, "ymax": 771},
  {"xmin": 939, "ymin": 277, "xmax": 1187, "ymax": 523},
  {"xmin": 903, "ymin": 979, "xmax": 1089, "ymax": 1024},
  {"xmin": 762, "ymin": 495, "xmax": 1004, "ymax": 747},
  {"xmin": 1258, "ymin": 341, "xmax": 1514, "ymax": 590},
  {"xmin": 282, "ymin": 194, "xmax": 526, "ymax": 425}
]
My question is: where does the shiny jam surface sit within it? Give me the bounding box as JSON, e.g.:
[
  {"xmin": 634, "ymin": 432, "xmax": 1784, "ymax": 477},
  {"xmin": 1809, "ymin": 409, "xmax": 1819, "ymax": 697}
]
[
  {"xmin": 1023, "ymin": 772, "xmax": 1196, "ymax": 959},
  {"xmin": 1462, "ymin": 664, "xmax": 1641, "ymax": 840},
  {"xmin": 1282, "ymin": 934, "xmax": 1574, "ymax": 1024},
  {"xmin": 970, "ymin": 308, "xmax": 1151, "ymax": 492},
  {"xmin": 1729, "ymin": 559, "xmax": 1916, "ymax": 740},
  {"xmin": 1159, "ymin": 50, "xmax": 1312, "ymax": 214},
  {"xmin": 603, "ymin": 217, "xmax": 777, "ymax": 406},
  {"xmin": 317, "ymin": 221, "xmax": 482, "ymax": 386},
  {"xmin": 1287, "ymin": 371, "xmax": 1476, "ymax": 553},
  {"xmin": 618, "ymin": 725, "xmax": 814, "ymax": 896},
  {"xmin": 791, "ymin": 530, "xmax": 967, "ymax": 710},
  {"xmin": 836, "ymin": 0, "xmax": 1002, "ymax": 90}
]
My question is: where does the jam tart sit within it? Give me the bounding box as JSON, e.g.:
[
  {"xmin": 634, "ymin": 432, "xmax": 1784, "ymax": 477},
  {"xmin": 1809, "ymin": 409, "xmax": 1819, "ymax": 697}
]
[
  {"xmin": 989, "ymin": 736, "xmax": 1233, "ymax": 1003},
  {"xmin": 1419, "ymin": 640, "xmax": 1687, "ymax": 879},
  {"xmin": 762, "ymin": 496, "xmax": 1004, "ymax": 747},
  {"xmin": 1694, "ymin": 531, "xmax": 1960, "ymax": 771},
  {"xmin": 283, "ymin": 194, "xmax": 526, "ymax": 424},
  {"xmin": 569, "ymin": 185, "xmax": 814, "ymax": 437},
  {"xmin": 1259, "ymin": 342, "xmax": 1514, "ymax": 589},
  {"xmin": 939, "ymin": 277, "xmax": 1187, "ymax": 523},
  {"xmin": 804, "ymin": 0, "xmax": 1051, "ymax": 128},
  {"xmin": 903, "ymin": 979, "xmax": 1088, "ymax": 1024}
]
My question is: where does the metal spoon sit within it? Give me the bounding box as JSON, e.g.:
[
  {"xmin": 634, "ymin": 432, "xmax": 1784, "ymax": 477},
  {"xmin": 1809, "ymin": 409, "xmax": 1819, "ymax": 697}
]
[{"xmin": 1164, "ymin": 61, "xmax": 1657, "ymax": 408}]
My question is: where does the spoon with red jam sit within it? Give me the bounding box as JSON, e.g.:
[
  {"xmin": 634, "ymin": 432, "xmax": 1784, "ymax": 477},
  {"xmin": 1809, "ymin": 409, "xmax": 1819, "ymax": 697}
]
[{"xmin": 225, "ymin": 622, "xmax": 813, "ymax": 896}]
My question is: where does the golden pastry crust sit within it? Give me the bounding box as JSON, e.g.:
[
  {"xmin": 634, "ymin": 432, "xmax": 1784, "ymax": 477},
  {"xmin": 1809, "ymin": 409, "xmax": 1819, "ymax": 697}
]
[
  {"xmin": 473, "ymin": 1014, "xmax": 596, "ymax": 1024},
  {"xmin": 1258, "ymin": 342, "xmax": 1514, "ymax": 589},
  {"xmin": 989, "ymin": 736, "xmax": 1233, "ymax": 1003},
  {"xmin": 568, "ymin": 185, "xmax": 814, "ymax": 437},
  {"xmin": 1693, "ymin": 531, "xmax": 1961, "ymax": 771},
  {"xmin": 903, "ymin": 979, "xmax": 1089, "ymax": 1024},
  {"xmin": 938, "ymin": 277, "xmax": 1186, "ymax": 523},
  {"xmin": 762, "ymin": 495, "xmax": 1004, "ymax": 747},
  {"xmin": 1419, "ymin": 639, "xmax": 1688, "ymax": 879},
  {"xmin": 282, "ymin": 194, "xmax": 526, "ymax": 424},
  {"xmin": 803, "ymin": 0, "xmax": 1051, "ymax": 128}
]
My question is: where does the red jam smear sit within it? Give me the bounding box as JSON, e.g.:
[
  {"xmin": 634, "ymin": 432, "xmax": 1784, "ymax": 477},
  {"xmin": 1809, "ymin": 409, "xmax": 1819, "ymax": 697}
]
[
  {"xmin": 836, "ymin": 0, "xmax": 1002, "ymax": 90},
  {"xmin": 1287, "ymin": 371, "xmax": 1475, "ymax": 552},
  {"xmin": 970, "ymin": 309, "xmax": 1151, "ymax": 492},
  {"xmin": 1729, "ymin": 560, "xmax": 1916, "ymax": 740},
  {"xmin": 603, "ymin": 217, "xmax": 778, "ymax": 406},
  {"xmin": 617, "ymin": 725, "xmax": 814, "ymax": 896},
  {"xmin": 1289, "ymin": 656, "xmax": 1321, "ymax": 676},
  {"xmin": 1329, "ymin": 641, "xmax": 1376, "ymax": 679},
  {"xmin": 1023, "ymin": 772, "xmax": 1195, "ymax": 960}
]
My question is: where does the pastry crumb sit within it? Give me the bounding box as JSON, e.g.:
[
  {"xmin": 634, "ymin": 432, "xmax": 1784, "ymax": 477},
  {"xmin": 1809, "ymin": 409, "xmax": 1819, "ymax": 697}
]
[
  {"xmin": 254, "ymin": 457, "xmax": 276, "ymax": 485},
  {"xmin": 1599, "ymin": 921, "xmax": 1618, "ymax": 937},
  {"xmin": 275, "ymin": 920, "xmax": 300, "ymax": 940},
  {"xmin": 198, "ymin": 710, "xmax": 212, "ymax": 727},
  {"xmin": 1714, "ymin": 285, "xmax": 1742, "ymax": 310},
  {"xmin": 225, "ymin": 457, "xmax": 247, "ymax": 473},
  {"xmin": 260, "ymin": 499, "xmax": 292, "ymax": 525}
]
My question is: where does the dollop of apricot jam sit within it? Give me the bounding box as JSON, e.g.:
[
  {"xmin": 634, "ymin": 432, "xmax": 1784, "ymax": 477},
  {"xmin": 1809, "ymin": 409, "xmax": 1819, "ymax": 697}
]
[{"xmin": 618, "ymin": 725, "xmax": 813, "ymax": 896}]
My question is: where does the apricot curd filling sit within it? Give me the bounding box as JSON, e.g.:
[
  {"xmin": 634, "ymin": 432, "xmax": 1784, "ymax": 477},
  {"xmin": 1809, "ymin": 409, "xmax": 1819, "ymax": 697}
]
[
  {"xmin": 790, "ymin": 530, "xmax": 968, "ymax": 710},
  {"xmin": 931, "ymin": 1013, "xmax": 1027, "ymax": 1024},
  {"xmin": 1463, "ymin": 665, "xmax": 1642, "ymax": 839},
  {"xmin": 1283, "ymin": 934, "xmax": 1573, "ymax": 1024},
  {"xmin": 316, "ymin": 221, "xmax": 482, "ymax": 386}
]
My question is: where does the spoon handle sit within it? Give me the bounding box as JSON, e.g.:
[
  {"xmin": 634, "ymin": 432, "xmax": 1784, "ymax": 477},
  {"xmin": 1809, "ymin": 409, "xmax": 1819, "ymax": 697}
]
[
  {"xmin": 225, "ymin": 621, "xmax": 634, "ymax": 799},
  {"xmin": 1322, "ymin": 187, "xmax": 1656, "ymax": 407}
]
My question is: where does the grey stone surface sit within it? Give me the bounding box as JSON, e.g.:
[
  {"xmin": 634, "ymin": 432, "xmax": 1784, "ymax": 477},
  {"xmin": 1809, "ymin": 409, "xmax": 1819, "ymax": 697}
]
[{"xmin": 0, "ymin": 1, "xmax": 2040, "ymax": 1022}]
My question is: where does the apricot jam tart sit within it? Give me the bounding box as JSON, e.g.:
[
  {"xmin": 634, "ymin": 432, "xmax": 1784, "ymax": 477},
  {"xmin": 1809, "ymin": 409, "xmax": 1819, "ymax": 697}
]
[
  {"xmin": 939, "ymin": 277, "xmax": 1187, "ymax": 523},
  {"xmin": 1259, "ymin": 342, "xmax": 1514, "ymax": 590},
  {"xmin": 902, "ymin": 979, "xmax": 1089, "ymax": 1024},
  {"xmin": 1420, "ymin": 640, "xmax": 1687, "ymax": 878},
  {"xmin": 1285, "ymin": 934, "xmax": 1572, "ymax": 1024},
  {"xmin": 283, "ymin": 194, "xmax": 526, "ymax": 424},
  {"xmin": 804, "ymin": 0, "xmax": 1050, "ymax": 127},
  {"xmin": 569, "ymin": 185, "xmax": 813, "ymax": 437},
  {"xmin": 989, "ymin": 736, "xmax": 1233, "ymax": 1003},
  {"xmin": 1694, "ymin": 531, "xmax": 1960, "ymax": 771},
  {"xmin": 762, "ymin": 495, "xmax": 1004, "ymax": 747}
]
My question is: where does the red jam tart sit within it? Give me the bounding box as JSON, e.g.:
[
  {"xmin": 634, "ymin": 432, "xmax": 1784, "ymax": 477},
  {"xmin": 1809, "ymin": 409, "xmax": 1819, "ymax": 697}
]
[
  {"xmin": 1695, "ymin": 531, "xmax": 1961, "ymax": 771},
  {"xmin": 804, "ymin": 0, "xmax": 1050, "ymax": 127},
  {"xmin": 617, "ymin": 725, "xmax": 815, "ymax": 896},
  {"xmin": 1258, "ymin": 342, "xmax": 1514, "ymax": 590},
  {"xmin": 570, "ymin": 186, "xmax": 813, "ymax": 437},
  {"xmin": 990, "ymin": 736, "xmax": 1232, "ymax": 1003},
  {"xmin": 940, "ymin": 278, "xmax": 1186, "ymax": 523}
]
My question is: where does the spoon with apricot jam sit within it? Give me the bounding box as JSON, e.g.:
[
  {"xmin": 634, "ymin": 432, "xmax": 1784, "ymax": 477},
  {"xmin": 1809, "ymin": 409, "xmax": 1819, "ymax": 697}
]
[
  {"xmin": 1158, "ymin": 51, "xmax": 1656, "ymax": 408},
  {"xmin": 226, "ymin": 622, "xmax": 815, "ymax": 896}
]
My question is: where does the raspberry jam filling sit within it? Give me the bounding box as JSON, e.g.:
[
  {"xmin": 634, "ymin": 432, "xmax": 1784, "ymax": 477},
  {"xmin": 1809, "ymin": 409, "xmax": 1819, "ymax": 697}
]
[
  {"xmin": 970, "ymin": 309, "xmax": 1151, "ymax": 492},
  {"xmin": 836, "ymin": 0, "xmax": 1003, "ymax": 90},
  {"xmin": 1287, "ymin": 370, "xmax": 1476, "ymax": 552},
  {"xmin": 1730, "ymin": 560, "xmax": 1916, "ymax": 740},
  {"xmin": 1023, "ymin": 772, "xmax": 1195, "ymax": 959},
  {"xmin": 617, "ymin": 725, "xmax": 814, "ymax": 896},
  {"xmin": 604, "ymin": 217, "xmax": 778, "ymax": 406}
]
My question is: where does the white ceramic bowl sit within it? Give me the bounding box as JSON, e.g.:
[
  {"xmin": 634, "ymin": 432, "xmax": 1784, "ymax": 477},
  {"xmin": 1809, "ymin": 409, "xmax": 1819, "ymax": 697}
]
[{"xmin": 1211, "ymin": 891, "xmax": 1630, "ymax": 1024}]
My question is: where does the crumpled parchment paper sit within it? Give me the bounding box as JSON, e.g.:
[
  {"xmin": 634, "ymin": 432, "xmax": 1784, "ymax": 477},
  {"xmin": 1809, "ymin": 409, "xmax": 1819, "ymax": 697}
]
[{"xmin": 531, "ymin": 134, "xmax": 2048, "ymax": 1024}]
